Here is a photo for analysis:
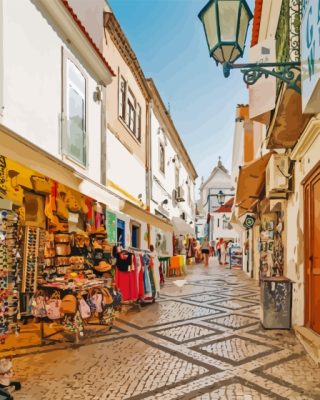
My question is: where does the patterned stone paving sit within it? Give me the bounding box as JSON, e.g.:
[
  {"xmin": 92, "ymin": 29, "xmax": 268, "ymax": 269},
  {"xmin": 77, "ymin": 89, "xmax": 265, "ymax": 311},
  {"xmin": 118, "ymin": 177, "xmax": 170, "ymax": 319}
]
[
  {"xmin": 206, "ymin": 313, "xmax": 259, "ymax": 330},
  {"xmin": 9, "ymin": 258, "xmax": 320, "ymax": 399},
  {"xmin": 118, "ymin": 300, "xmax": 223, "ymax": 328},
  {"xmin": 184, "ymin": 294, "xmax": 225, "ymax": 303},
  {"xmin": 190, "ymin": 380, "xmax": 280, "ymax": 399},
  {"xmin": 209, "ymin": 299, "xmax": 257, "ymax": 310},
  {"xmin": 192, "ymin": 336, "xmax": 277, "ymax": 366},
  {"xmin": 152, "ymin": 323, "xmax": 221, "ymax": 344}
]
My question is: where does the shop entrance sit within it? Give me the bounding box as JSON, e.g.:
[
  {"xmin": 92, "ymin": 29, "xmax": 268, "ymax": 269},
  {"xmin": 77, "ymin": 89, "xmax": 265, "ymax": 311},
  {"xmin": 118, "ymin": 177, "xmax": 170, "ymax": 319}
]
[{"xmin": 304, "ymin": 163, "xmax": 320, "ymax": 334}]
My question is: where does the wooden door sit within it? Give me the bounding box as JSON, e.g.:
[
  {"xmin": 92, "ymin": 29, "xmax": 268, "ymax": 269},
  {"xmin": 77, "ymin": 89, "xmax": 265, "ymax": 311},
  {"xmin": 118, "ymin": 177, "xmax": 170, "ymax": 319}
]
[{"xmin": 304, "ymin": 164, "xmax": 320, "ymax": 334}]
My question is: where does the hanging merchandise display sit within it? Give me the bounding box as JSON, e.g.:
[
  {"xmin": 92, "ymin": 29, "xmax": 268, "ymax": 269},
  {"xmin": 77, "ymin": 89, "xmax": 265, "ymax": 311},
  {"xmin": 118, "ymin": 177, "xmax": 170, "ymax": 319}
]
[
  {"xmin": 0, "ymin": 210, "xmax": 21, "ymax": 342},
  {"xmin": 0, "ymin": 154, "xmax": 125, "ymax": 349},
  {"xmin": 258, "ymin": 213, "xmax": 284, "ymax": 280},
  {"xmin": 113, "ymin": 246, "xmax": 159, "ymax": 304}
]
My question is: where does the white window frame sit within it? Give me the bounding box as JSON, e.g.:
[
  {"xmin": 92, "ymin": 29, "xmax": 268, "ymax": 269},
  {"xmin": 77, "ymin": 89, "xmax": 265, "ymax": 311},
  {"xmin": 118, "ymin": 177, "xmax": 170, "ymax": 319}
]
[
  {"xmin": 159, "ymin": 141, "xmax": 165, "ymax": 175},
  {"xmin": 175, "ymin": 166, "xmax": 180, "ymax": 190},
  {"xmin": 118, "ymin": 74, "xmax": 141, "ymax": 142},
  {"xmin": 62, "ymin": 48, "xmax": 88, "ymax": 167}
]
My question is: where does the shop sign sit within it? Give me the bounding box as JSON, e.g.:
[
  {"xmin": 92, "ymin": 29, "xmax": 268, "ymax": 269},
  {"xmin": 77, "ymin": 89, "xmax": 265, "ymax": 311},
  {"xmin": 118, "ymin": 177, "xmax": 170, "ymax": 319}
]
[
  {"xmin": 106, "ymin": 211, "xmax": 117, "ymax": 244},
  {"xmin": 243, "ymin": 214, "xmax": 256, "ymax": 230},
  {"xmin": 301, "ymin": 0, "xmax": 320, "ymax": 113}
]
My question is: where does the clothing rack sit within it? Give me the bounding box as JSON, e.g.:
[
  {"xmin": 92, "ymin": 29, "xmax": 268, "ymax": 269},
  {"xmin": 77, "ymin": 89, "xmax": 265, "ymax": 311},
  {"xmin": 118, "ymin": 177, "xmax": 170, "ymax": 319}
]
[{"xmin": 127, "ymin": 246, "xmax": 151, "ymax": 254}]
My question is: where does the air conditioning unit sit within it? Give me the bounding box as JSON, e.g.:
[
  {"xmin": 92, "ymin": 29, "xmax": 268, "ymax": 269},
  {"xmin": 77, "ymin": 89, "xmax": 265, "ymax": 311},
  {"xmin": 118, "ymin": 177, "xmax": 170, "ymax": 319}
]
[
  {"xmin": 266, "ymin": 154, "xmax": 289, "ymax": 199},
  {"xmin": 175, "ymin": 186, "xmax": 185, "ymax": 202}
]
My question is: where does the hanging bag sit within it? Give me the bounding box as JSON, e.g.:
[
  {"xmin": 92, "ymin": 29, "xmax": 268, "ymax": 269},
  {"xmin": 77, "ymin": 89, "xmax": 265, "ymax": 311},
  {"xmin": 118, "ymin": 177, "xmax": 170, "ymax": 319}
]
[
  {"xmin": 46, "ymin": 291, "xmax": 62, "ymax": 320},
  {"xmin": 100, "ymin": 287, "xmax": 113, "ymax": 307},
  {"xmin": 30, "ymin": 291, "xmax": 47, "ymax": 318},
  {"xmin": 78, "ymin": 297, "xmax": 91, "ymax": 319},
  {"xmin": 60, "ymin": 294, "xmax": 77, "ymax": 315},
  {"xmin": 92, "ymin": 292, "xmax": 103, "ymax": 313}
]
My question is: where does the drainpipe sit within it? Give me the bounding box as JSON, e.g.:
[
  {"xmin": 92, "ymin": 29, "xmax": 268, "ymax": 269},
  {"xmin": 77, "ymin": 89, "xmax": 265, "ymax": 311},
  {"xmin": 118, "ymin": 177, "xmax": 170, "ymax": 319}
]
[{"xmin": 100, "ymin": 84, "xmax": 107, "ymax": 186}]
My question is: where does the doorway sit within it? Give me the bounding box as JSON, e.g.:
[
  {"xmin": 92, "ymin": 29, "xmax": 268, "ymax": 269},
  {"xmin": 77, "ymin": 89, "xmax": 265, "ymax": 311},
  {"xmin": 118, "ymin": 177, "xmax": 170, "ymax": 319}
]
[{"xmin": 304, "ymin": 162, "xmax": 320, "ymax": 334}]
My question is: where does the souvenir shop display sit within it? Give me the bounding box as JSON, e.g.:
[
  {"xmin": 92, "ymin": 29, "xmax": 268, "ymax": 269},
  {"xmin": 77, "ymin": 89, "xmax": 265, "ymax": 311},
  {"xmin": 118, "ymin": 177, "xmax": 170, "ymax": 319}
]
[
  {"xmin": 113, "ymin": 246, "xmax": 159, "ymax": 305},
  {"xmin": 258, "ymin": 215, "xmax": 284, "ymax": 280},
  {"xmin": 21, "ymin": 226, "xmax": 46, "ymax": 293},
  {"xmin": 0, "ymin": 210, "xmax": 22, "ymax": 342},
  {"xmin": 229, "ymin": 245, "xmax": 243, "ymax": 269},
  {"xmin": 30, "ymin": 277, "xmax": 121, "ymax": 343}
]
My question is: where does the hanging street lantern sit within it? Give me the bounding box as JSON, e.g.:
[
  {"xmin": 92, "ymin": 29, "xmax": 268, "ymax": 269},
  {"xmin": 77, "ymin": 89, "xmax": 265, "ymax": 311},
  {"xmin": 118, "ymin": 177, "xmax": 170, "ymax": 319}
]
[
  {"xmin": 198, "ymin": 0, "xmax": 253, "ymax": 66},
  {"xmin": 217, "ymin": 190, "xmax": 226, "ymax": 205},
  {"xmin": 198, "ymin": 0, "xmax": 301, "ymax": 93}
]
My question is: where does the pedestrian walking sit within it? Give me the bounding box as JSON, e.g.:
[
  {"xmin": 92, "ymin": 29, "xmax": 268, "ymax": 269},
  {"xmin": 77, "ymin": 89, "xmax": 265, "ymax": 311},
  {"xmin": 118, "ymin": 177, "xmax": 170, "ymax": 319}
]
[
  {"xmin": 216, "ymin": 238, "xmax": 222, "ymax": 264},
  {"xmin": 201, "ymin": 236, "xmax": 210, "ymax": 267},
  {"xmin": 220, "ymin": 239, "xmax": 227, "ymax": 265}
]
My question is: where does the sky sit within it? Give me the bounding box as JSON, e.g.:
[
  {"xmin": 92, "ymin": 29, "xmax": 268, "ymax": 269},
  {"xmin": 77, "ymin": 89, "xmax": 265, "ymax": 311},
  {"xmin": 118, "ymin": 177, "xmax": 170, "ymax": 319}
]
[{"xmin": 109, "ymin": 0, "xmax": 255, "ymax": 188}]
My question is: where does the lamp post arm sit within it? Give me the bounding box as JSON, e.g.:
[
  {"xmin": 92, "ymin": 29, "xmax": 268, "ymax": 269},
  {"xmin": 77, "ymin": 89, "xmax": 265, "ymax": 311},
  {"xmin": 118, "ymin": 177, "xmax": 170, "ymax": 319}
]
[{"xmin": 223, "ymin": 61, "xmax": 301, "ymax": 94}]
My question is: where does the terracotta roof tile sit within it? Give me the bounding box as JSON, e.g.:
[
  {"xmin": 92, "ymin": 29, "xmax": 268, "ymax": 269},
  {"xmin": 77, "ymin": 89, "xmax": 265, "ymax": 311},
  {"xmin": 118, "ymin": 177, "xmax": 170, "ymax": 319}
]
[
  {"xmin": 251, "ymin": 0, "xmax": 263, "ymax": 47},
  {"xmin": 215, "ymin": 197, "xmax": 234, "ymax": 213},
  {"xmin": 61, "ymin": 0, "xmax": 116, "ymax": 77}
]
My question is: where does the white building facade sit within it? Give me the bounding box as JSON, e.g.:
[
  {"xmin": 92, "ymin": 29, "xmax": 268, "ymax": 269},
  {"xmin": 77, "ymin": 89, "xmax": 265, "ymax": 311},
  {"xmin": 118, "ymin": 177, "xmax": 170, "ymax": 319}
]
[
  {"xmin": 197, "ymin": 160, "xmax": 238, "ymax": 244},
  {"xmin": 147, "ymin": 80, "xmax": 197, "ymax": 256},
  {"xmin": 0, "ymin": 0, "xmax": 119, "ymax": 207}
]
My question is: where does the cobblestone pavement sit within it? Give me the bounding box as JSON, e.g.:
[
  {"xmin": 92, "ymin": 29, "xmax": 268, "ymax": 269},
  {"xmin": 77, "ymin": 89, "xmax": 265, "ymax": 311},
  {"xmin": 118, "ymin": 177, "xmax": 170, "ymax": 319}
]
[{"xmin": 11, "ymin": 259, "xmax": 320, "ymax": 399}]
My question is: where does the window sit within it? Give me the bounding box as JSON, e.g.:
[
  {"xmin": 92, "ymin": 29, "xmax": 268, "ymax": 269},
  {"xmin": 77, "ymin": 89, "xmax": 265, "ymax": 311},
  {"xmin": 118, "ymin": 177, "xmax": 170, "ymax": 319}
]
[
  {"xmin": 217, "ymin": 218, "xmax": 220, "ymax": 228},
  {"xmin": 63, "ymin": 55, "xmax": 87, "ymax": 166},
  {"xmin": 188, "ymin": 182, "xmax": 191, "ymax": 205},
  {"xmin": 137, "ymin": 103, "xmax": 141, "ymax": 141},
  {"xmin": 159, "ymin": 142, "xmax": 165, "ymax": 174},
  {"xmin": 118, "ymin": 75, "xmax": 142, "ymax": 141},
  {"xmin": 119, "ymin": 77, "xmax": 126, "ymax": 120},
  {"xmin": 175, "ymin": 167, "xmax": 180, "ymax": 190}
]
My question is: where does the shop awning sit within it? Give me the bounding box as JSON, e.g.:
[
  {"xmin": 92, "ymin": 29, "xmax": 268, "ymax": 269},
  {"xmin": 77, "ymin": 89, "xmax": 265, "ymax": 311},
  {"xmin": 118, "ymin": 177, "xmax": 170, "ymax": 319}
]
[
  {"xmin": 121, "ymin": 201, "xmax": 173, "ymax": 233},
  {"xmin": 235, "ymin": 152, "xmax": 274, "ymax": 216},
  {"xmin": 266, "ymin": 84, "xmax": 310, "ymax": 149},
  {"xmin": 172, "ymin": 216, "xmax": 195, "ymax": 236}
]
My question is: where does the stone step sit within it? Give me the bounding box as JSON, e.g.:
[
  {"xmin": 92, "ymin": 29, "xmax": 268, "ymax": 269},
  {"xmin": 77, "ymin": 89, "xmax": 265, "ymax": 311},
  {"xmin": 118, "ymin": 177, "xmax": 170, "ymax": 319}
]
[{"xmin": 294, "ymin": 325, "xmax": 320, "ymax": 365}]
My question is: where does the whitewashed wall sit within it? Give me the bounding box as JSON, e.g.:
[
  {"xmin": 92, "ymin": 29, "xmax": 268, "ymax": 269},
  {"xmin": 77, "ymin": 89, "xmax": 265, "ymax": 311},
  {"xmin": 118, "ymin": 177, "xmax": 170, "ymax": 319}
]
[
  {"xmin": 1, "ymin": 0, "xmax": 103, "ymax": 185},
  {"xmin": 149, "ymin": 226, "xmax": 173, "ymax": 257},
  {"xmin": 150, "ymin": 108, "xmax": 195, "ymax": 223},
  {"xmin": 106, "ymin": 131, "xmax": 146, "ymax": 203},
  {"xmin": 212, "ymin": 212, "xmax": 239, "ymax": 241}
]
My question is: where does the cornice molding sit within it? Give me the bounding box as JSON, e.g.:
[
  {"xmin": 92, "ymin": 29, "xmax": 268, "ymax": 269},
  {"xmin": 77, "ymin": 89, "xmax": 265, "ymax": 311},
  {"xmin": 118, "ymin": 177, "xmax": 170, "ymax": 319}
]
[
  {"xmin": 104, "ymin": 12, "xmax": 150, "ymax": 100},
  {"xmin": 37, "ymin": 0, "xmax": 114, "ymax": 85}
]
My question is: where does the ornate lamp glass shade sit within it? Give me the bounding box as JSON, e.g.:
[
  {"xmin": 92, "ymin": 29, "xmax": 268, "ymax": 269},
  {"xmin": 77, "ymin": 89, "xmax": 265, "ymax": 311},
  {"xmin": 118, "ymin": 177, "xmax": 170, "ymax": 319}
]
[
  {"xmin": 198, "ymin": 0, "xmax": 253, "ymax": 65},
  {"xmin": 217, "ymin": 190, "xmax": 225, "ymax": 205}
]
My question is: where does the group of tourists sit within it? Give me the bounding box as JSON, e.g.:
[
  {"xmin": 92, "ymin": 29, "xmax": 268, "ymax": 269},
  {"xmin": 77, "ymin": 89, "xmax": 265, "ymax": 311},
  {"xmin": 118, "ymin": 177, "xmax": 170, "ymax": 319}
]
[{"xmin": 199, "ymin": 237, "xmax": 233, "ymax": 267}]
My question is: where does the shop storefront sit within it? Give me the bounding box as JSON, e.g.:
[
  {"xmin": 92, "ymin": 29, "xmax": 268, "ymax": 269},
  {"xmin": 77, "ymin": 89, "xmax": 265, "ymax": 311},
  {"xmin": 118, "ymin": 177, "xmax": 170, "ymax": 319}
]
[{"xmin": 0, "ymin": 150, "xmax": 165, "ymax": 359}]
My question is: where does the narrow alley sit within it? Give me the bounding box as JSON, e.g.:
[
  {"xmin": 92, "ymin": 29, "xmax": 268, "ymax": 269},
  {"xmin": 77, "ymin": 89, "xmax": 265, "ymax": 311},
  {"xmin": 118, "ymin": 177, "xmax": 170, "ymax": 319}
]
[{"xmin": 11, "ymin": 259, "xmax": 320, "ymax": 400}]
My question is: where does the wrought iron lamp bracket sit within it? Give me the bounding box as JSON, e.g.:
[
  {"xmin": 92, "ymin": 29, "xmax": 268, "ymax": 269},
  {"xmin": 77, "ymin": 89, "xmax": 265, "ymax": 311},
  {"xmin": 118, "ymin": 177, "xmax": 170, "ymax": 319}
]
[{"xmin": 223, "ymin": 62, "xmax": 301, "ymax": 94}]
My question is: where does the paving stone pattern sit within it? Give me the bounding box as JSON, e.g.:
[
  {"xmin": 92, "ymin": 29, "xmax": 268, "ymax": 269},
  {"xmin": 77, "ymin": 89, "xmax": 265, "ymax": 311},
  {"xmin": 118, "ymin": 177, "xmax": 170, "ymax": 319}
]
[{"xmin": 12, "ymin": 259, "xmax": 320, "ymax": 399}]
